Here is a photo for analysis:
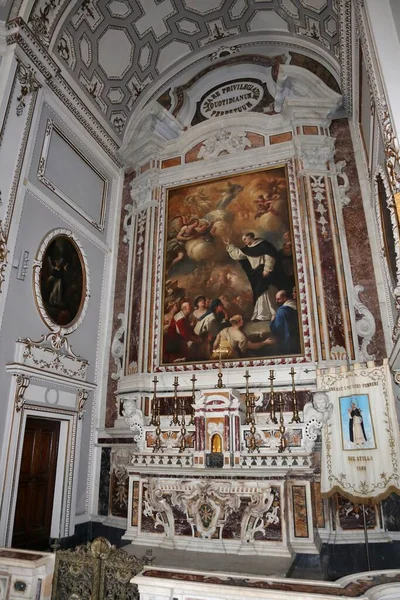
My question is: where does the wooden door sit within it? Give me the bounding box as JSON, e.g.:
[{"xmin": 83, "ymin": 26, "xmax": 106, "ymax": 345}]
[{"xmin": 12, "ymin": 417, "xmax": 60, "ymax": 550}]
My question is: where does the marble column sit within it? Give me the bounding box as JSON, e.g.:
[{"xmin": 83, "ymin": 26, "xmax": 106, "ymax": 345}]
[{"xmin": 127, "ymin": 164, "xmax": 160, "ymax": 375}]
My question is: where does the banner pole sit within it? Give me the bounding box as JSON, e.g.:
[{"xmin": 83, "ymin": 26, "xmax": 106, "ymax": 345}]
[{"xmin": 362, "ymin": 503, "xmax": 371, "ymax": 571}]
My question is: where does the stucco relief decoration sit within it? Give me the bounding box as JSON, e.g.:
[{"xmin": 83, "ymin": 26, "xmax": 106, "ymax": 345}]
[
  {"xmin": 33, "ymin": 228, "xmax": 90, "ymax": 338},
  {"xmin": 310, "ymin": 176, "xmax": 328, "ymax": 238},
  {"xmin": 18, "ymin": 333, "xmax": 88, "ymax": 379},
  {"xmin": 336, "ymin": 161, "xmax": 351, "ymax": 207},
  {"xmin": 298, "ymin": 141, "xmax": 334, "ymax": 172},
  {"xmin": 0, "ymin": 220, "xmax": 8, "ymax": 293},
  {"xmin": 111, "ymin": 313, "xmax": 126, "ymax": 380},
  {"xmin": 123, "ymin": 203, "xmax": 134, "ymax": 245},
  {"xmin": 77, "ymin": 388, "xmax": 89, "ymax": 420},
  {"xmin": 15, "ymin": 58, "xmax": 41, "ymax": 117},
  {"xmin": 303, "ymin": 392, "xmax": 333, "ymax": 452},
  {"xmin": 122, "ymin": 397, "xmax": 145, "ymax": 450},
  {"xmin": 131, "ymin": 172, "xmax": 159, "ymax": 214},
  {"xmin": 142, "ymin": 479, "xmax": 280, "ymax": 542},
  {"xmin": 14, "ymin": 374, "xmax": 30, "ymax": 412},
  {"xmin": 197, "ymin": 130, "xmax": 251, "ymax": 160},
  {"xmin": 352, "ymin": 284, "xmax": 376, "ymax": 361}
]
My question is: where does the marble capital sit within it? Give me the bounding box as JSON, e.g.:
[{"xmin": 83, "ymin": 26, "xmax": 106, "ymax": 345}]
[
  {"xmin": 130, "ymin": 169, "xmax": 160, "ymax": 214},
  {"xmin": 295, "ymin": 137, "xmax": 336, "ymax": 174}
]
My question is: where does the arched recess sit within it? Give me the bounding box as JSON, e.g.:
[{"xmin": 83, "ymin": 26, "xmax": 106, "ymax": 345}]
[{"xmin": 118, "ymin": 62, "xmax": 367, "ymax": 391}]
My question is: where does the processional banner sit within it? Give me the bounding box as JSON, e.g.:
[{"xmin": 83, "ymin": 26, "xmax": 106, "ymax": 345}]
[{"xmin": 319, "ymin": 360, "xmax": 400, "ymax": 504}]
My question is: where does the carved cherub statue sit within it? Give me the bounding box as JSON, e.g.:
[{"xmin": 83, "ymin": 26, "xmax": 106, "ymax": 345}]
[
  {"xmin": 302, "ymin": 391, "xmax": 333, "ymax": 453},
  {"xmin": 122, "ymin": 397, "xmax": 145, "ymax": 450}
]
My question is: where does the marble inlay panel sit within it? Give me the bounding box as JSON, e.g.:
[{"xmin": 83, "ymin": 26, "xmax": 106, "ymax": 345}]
[
  {"xmin": 292, "ymin": 485, "xmax": 308, "ymax": 538},
  {"xmin": 98, "ymin": 447, "xmax": 111, "ymax": 516},
  {"xmin": 330, "ymin": 118, "xmax": 386, "ymax": 358}
]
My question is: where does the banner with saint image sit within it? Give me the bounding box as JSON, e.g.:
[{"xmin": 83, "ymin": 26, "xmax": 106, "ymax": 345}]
[{"xmin": 319, "ymin": 360, "xmax": 400, "ymax": 504}]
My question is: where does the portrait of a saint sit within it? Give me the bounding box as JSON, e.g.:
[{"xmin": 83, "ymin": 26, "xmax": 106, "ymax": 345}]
[
  {"xmin": 39, "ymin": 235, "xmax": 85, "ymax": 328},
  {"xmin": 339, "ymin": 394, "xmax": 376, "ymax": 451}
]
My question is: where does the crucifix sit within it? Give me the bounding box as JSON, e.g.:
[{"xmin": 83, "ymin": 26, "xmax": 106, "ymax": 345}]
[{"xmin": 214, "ymin": 343, "xmax": 229, "ymax": 388}]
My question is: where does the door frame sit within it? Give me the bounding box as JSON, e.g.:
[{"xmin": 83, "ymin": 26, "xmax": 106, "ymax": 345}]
[{"xmin": 4, "ymin": 404, "xmax": 79, "ymax": 547}]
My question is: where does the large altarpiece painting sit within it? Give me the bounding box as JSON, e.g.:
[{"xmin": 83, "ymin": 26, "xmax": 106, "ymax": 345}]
[{"xmin": 160, "ymin": 165, "xmax": 303, "ymax": 366}]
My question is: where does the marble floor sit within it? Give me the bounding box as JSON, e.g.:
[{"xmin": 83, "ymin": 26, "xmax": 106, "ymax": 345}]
[{"xmin": 124, "ymin": 543, "xmax": 295, "ymax": 577}]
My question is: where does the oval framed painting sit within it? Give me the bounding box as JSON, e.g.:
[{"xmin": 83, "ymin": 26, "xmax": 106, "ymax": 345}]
[{"xmin": 33, "ymin": 229, "xmax": 90, "ymax": 334}]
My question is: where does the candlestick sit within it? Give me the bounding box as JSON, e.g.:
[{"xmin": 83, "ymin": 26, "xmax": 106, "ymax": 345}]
[
  {"xmin": 289, "ymin": 366, "xmax": 301, "ymax": 423},
  {"xmin": 150, "ymin": 376, "xmax": 158, "ymax": 426},
  {"xmin": 214, "ymin": 343, "xmax": 229, "ymax": 388},
  {"xmin": 150, "ymin": 376, "xmax": 162, "ymax": 453},
  {"xmin": 244, "ymin": 370, "xmax": 252, "ymax": 424},
  {"xmin": 179, "ymin": 395, "xmax": 187, "ymax": 453},
  {"xmin": 269, "ymin": 369, "xmax": 278, "ymax": 424},
  {"xmin": 246, "ymin": 393, "xmax": 259, "ymax": 453},
  {"xmin": 189, "ymin": 374, "xmax": 196, "ymax": 426},
  {"xmin": 278, "ymin": 393, "xmax": 287, "ymax": 453},
  {"xmin": 170, "ymin": 376, "xmax": 180, "ymax": 426}
]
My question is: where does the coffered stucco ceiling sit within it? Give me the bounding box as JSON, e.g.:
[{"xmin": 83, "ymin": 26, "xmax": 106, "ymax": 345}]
[
  {"xmin": 7, "ymin": 0, "xmax": 344, "ymax": 140},
  {"xmin": 22, "ymin": 0, "xmax": 340, "ymax": 137}
]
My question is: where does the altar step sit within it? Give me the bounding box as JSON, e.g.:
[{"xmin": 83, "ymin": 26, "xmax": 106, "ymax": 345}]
[{"xmin": 124, "ymin": 543, "xmax": 294, "ymax": 578}]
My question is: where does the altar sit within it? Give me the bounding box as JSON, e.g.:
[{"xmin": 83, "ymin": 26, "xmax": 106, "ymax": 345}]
[{"xmin": 123, "ymin": 374, "xmax": 326, "ymax": 557}]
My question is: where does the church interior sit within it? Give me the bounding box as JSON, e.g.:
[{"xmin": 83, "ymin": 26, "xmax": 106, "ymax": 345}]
[{"xmin": 2, "ymin": 0, "xmax": 400, "ymax": 598}]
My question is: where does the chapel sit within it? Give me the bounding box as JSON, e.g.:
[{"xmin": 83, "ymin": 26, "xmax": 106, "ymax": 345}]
[{"xmin": 1, "ymin": 1, "xmax": 400, "ymax": 598}]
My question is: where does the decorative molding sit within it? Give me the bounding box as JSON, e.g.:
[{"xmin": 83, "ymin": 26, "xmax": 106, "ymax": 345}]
[
  {"xmin": 208, "ymin": 44, "xmax": 241, "ymax": 61},
  {"xmin": 77, "ymin": 388, "xmax": 89, "ymax": 420},
  {"xmin": 4, "ymin": 70, "xmax": 38, "ymax": 234},
  {"xmin": 310, "ymin": 175, "xmax": 329, "ymax": 238},
  {"xmin": 373, "ymin": 166, "xmax": 400, "ymax": 337},
  {"xmin": 29, "ymin": 0, "xmax": 61, "ymax": 47},
  {"xmin": 32, "ymin": 228, "xmax": 90, "ymax": 337},
  {"xmin": 15, "ymin": 57, "xmax": 40, "ymax": 117},
  {"xmin": 196, "ymin": 130, "xmax": 251, "ymax": 160},
  {"xmin": 352, "ymin": 284, "xmax": 376, "ymax": 361},
  {"xmin": 5, "ymin": 402, "xmax": 78, "ymax": 543},
  {"xmin": 122, "ymin": 203, "xmax": 133, "ymax": 245},
  {"xmin": 37, "ymin": 119, "xmax": 108, "ymax": 232},
  {"xmin": 6, "ymin": 18, "xmax": 122, "ymax": 168},
  {"xmin": 111, "ymin": 313, "xmax": 126, "ymax": 381},
  {"xmin": 336, "ymin": 160, "xmax": 351, "ymax": 207},
  {"xmin": 298, "ymin": 141, "xmax": 335, "ymax": 173},
  {"xmin": 18, "ymin": 333, "xmax": 88, "ymax": 380},
  {"xmin": 142, "ymin": 478, "xmax": 280, "ymax": 542},
  {"xmin": 355, "ymin": 1, "xmax": 400, "ymax": 199},
  {"xmin": 338, "ymin": 0, "xmax": 353, "ymax": 114},
  {"xmin": 14, "ymin": 374, "xmax": 30, "ymax": 412},
  {"xmin": 0, "ymin": 220, "xmax": 8, "ymax": 293}
]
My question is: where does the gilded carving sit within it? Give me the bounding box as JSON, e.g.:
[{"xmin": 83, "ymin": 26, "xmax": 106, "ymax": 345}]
[
  {"xmin": 14, "ymin": 374, "xmax": 30, "ymax": 412},
  {"xmin": 15, "ymin": 58, "xmax": 40, "ymax": 117}
]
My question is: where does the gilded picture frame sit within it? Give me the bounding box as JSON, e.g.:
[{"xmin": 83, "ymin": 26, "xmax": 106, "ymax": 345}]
[{"xmin": 159, "ymin": 164, "xmax": 303, "ymax": 367}]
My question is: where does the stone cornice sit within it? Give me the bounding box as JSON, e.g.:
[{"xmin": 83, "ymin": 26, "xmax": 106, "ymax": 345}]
[
  {"xmin": 6, "ymin": 17, "xmax": 123, "ymax": 168},
  {"xmin": 0, "ymin": 20, "xmax": 6, "ymax": 55}
]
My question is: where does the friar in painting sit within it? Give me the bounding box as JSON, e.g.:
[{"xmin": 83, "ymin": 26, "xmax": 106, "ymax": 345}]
[
  {"xmin": 223, "ymin": 232, "xmax": 279, "ymax": 321},
  {"xmin": 348, "ymin": 399, "xmax": 367, "ymax": 446}
]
